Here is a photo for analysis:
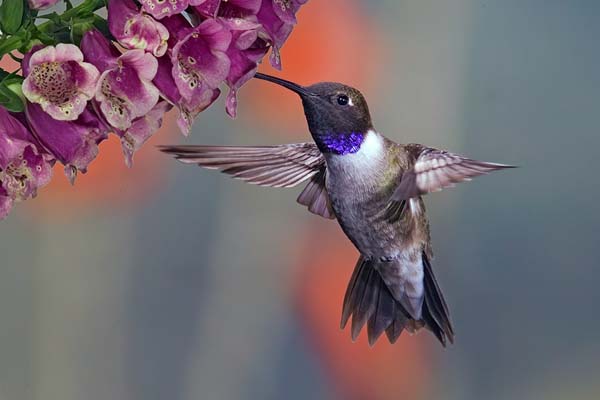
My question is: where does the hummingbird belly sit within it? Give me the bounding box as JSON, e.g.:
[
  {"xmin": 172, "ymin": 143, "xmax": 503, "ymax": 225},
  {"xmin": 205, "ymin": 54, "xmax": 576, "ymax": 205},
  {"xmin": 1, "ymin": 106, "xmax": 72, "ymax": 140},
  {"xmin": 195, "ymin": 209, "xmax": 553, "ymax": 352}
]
[
  {"xmin": 328, "ymin": 182, "xmax": 425, "ymax": 258},
  {"xmin": 325, "ymin": 154, "xmax": 428, "ymax": 259}
]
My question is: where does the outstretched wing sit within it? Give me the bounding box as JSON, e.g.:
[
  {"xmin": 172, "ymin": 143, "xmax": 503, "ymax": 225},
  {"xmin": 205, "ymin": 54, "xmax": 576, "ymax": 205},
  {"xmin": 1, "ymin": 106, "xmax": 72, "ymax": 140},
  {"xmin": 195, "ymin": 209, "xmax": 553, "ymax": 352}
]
[
  {"xmin": 160, "ymin": 143, "xmax": 324, "ymax": 188},
  {"xmin": 160, "ymin": 143, "xmax": 335, "ymax": 219},
  {"xmin": 392, "ymin": 145, "xmax": 515, "ymax": 201}
]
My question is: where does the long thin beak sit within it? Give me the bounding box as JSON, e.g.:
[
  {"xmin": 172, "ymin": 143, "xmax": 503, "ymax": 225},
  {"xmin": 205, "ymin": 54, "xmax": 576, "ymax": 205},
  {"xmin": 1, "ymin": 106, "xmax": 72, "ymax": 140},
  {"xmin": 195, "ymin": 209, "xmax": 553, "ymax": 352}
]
[{"xmin": 254, "ymin": 73, "xmax": 314, "ymax": 97}]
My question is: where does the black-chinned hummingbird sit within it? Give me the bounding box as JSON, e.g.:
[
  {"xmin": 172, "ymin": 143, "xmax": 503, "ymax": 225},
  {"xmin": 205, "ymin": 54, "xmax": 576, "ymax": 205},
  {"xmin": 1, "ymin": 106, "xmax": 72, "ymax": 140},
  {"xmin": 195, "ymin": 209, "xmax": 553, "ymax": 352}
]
[{"xmin": 160, "ymin": 73, "xmax": 514, "ymax": 347}]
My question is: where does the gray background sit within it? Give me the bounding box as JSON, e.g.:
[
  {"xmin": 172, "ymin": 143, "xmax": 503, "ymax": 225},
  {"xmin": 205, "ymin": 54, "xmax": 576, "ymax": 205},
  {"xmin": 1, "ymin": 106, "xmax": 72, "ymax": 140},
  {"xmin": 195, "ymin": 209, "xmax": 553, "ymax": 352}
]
[{"xmin": 1, "ymin": 1, "xmax": 599, "ymax": 399}]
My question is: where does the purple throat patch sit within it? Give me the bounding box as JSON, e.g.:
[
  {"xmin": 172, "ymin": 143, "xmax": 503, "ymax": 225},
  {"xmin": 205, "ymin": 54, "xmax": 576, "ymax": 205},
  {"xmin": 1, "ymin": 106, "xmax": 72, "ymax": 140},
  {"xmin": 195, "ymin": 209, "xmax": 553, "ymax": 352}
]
[{"xmin": 320, "ymin": 132, "xmax": 365, "ymax": 155}]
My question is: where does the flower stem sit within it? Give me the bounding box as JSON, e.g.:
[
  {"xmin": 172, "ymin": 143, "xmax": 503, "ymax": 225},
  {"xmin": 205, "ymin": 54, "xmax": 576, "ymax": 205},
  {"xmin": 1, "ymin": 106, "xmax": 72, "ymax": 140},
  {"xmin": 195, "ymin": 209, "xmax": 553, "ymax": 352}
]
[
  {"xmin": 65, "ymin": 0, "xmax": 106, "ymax": 19},
  {"xmin": 38, "ymin": 0, "xmax": 106, "ymax": 32}
]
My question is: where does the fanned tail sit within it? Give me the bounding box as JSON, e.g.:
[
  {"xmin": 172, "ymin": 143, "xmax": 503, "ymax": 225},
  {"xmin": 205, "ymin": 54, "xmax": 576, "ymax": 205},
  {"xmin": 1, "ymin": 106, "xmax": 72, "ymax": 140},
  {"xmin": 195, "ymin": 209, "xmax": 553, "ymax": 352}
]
[{"xmin": 341, "ymin": 253, "xmax": 454, "ymax": 346}]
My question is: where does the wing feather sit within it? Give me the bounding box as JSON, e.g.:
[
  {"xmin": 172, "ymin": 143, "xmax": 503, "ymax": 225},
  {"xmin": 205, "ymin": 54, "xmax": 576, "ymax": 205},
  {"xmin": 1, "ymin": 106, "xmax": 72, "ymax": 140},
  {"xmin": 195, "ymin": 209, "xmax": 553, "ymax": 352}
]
[
  {"xmin": 393, "ymin": 146, "xmax": 515, "ymax": 201},
  {"xmin": 160, "ymin": 143, "xmax": 335, "ymax": 219},
  {"xmin": 159, "ymin": 143, "xmax": 325, "ymax": 188},
  {"xmin": 296, "ymin": 169, "xmax": 335, "ymax": 219}
]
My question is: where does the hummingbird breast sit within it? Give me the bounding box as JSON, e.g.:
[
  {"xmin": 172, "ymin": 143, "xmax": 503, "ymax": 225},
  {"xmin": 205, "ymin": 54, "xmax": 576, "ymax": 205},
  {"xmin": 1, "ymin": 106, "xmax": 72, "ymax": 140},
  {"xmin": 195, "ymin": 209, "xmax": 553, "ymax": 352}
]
[{"xmin": 325, "ymin": 131, "xmax": 430, "ymax": 259}]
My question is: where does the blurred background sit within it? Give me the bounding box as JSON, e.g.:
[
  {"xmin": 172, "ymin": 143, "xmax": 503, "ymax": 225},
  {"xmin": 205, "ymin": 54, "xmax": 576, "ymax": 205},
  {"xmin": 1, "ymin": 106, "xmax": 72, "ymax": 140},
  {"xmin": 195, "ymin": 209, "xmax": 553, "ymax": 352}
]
[{"xmin": 2, "ymin": 0, "xmax": 600, "ymax": 399}]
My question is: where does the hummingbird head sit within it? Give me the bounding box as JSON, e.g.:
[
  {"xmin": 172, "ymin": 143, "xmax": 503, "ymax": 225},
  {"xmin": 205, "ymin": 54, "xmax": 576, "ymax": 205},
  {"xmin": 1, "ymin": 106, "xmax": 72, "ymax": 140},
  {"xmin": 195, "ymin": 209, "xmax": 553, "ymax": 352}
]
[{"xmin": 254, "ymin": 73, "xmax": 374, "ymax": 154}]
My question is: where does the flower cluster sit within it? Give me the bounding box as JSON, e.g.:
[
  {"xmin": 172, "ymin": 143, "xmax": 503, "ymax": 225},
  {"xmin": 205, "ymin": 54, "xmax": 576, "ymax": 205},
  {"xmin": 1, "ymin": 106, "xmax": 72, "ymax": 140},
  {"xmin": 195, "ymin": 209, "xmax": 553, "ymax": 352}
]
[{"xmin": 0, "ymin": 0, "xmax": 306, "ymax": 219}]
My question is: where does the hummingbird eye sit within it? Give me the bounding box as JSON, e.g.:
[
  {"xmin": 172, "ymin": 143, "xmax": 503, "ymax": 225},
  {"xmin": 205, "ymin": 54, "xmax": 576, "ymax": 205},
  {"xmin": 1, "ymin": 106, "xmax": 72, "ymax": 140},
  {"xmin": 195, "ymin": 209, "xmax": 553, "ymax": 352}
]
[{"xmin": 336, "ymin": 94, "xmax": 350, "ymax": 106}]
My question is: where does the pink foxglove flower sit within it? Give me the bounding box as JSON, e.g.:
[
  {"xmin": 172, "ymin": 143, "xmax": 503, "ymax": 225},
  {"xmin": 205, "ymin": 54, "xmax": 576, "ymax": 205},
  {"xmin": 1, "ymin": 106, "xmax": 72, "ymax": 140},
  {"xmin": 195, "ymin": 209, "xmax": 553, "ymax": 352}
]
[
  {"xmin": 171, "ymin": 19, "xmax": 231, "ymax": 106},
  {"xmin": 81, "ymin": 30, "xmax": 168, "ymax": 165},
  {"xmin": 178, "ymin": 89, "xmax": 221, "ymax": 134},
  {"xmin": 217, "ymin": 0, "xmax": 261, "ymax": 18},
  {"xmin": 108, "ymin": 0, "xmax": 170, "ymax": 57},
  {"xmin": 26, "ymin": 103, "xmax": 108, "ymax": 184},
  {"xmin": 27, "ymin": 0, "xmax": 59, "ymax": 10},
  {"xmin": 153, "ymin": 55, "xmax": 219, "ymax": 135},
  {"xmin": 257, "ymin": 0, "xmax": 307, "ymax": 69},
  {"xmin": 81, "ymin": 30, "xmax": 160, "ymax": 131},
  {"xmin": 140, "ymin": 0, "xmax": 189, "ymax": 19},
  {"xmin": 192, "ymin": 0, "xmax": 221, "ymax": 17},
  {"xmin": 221, "ymin": 18, "xmax": 269, "ymax": 117},
  {"xmin": 22, "ymin": 44, "xmax": 99, "ymax": 121},
  {"xmin": 152, "ymin": 16, "xmax": 227, "ymax": 134},
  {"xmin": 117, "ymin": 101, "xmax": 172, "ymax": 167},
  {"xmin": 79, "ymin": 29, "xmax": 121, "ymax": 72},
  {"xmin": 160, "ymin": 13, "xmax": 194, "ymax": 47},
  {"xmin": 96, "ymin": 50, "xmax": 160, "ymax": 131},
  {"xmin": 0, "ymin": 107, "xmax": 53, "ymax": 219},
  {"xmin": 271, "ymin": 0, "xmax": 306, "ymax": 24}
]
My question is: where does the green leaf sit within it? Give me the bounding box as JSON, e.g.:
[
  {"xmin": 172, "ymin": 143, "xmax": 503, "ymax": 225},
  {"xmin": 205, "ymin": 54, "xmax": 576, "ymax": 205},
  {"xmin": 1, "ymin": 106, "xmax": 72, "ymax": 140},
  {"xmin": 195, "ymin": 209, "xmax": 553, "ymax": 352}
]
[
  {"xmin": 0, "ymin": 0, "xmax": 25, "ymax": 34},
  {"xmin": 0, "ymin": 80, "xmax": 24, "ymax": 112},
  {"xmin": 0, "ymin": 35, "xmax": 23, "ymax": 56}
]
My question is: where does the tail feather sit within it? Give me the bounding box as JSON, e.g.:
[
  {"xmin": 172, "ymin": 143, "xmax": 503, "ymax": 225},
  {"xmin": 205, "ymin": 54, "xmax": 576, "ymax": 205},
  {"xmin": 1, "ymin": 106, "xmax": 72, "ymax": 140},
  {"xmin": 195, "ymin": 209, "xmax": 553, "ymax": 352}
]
[
  {"xmin": 367, "ymin": 281, "xmax": 396, "ymax": 345},
  {"xmin": 341, "ymin": 253, "xmax": 454, "ymax": 346},
  {"xmin": 384, "ymin": 301, "xmax": 409, "ymax": 344},
  {"xmin": 340, "ymin": 257, "xmax": 365, "ymax": 328},
  {"xmin": 350, "ymin": 266, "xmax": 379, "ymax": 341},
  {"xmin": 422, "ymin": 253, "xmax": 455, "ymax": 345}
]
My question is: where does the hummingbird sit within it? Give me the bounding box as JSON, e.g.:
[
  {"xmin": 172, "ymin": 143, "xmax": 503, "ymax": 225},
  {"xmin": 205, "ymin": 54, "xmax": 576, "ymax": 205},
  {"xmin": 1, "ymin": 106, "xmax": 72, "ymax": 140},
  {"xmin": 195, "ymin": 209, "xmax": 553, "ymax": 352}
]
[{"xmin": 160, "ymin": 73, "xmax": 514, "ymax": 347}]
